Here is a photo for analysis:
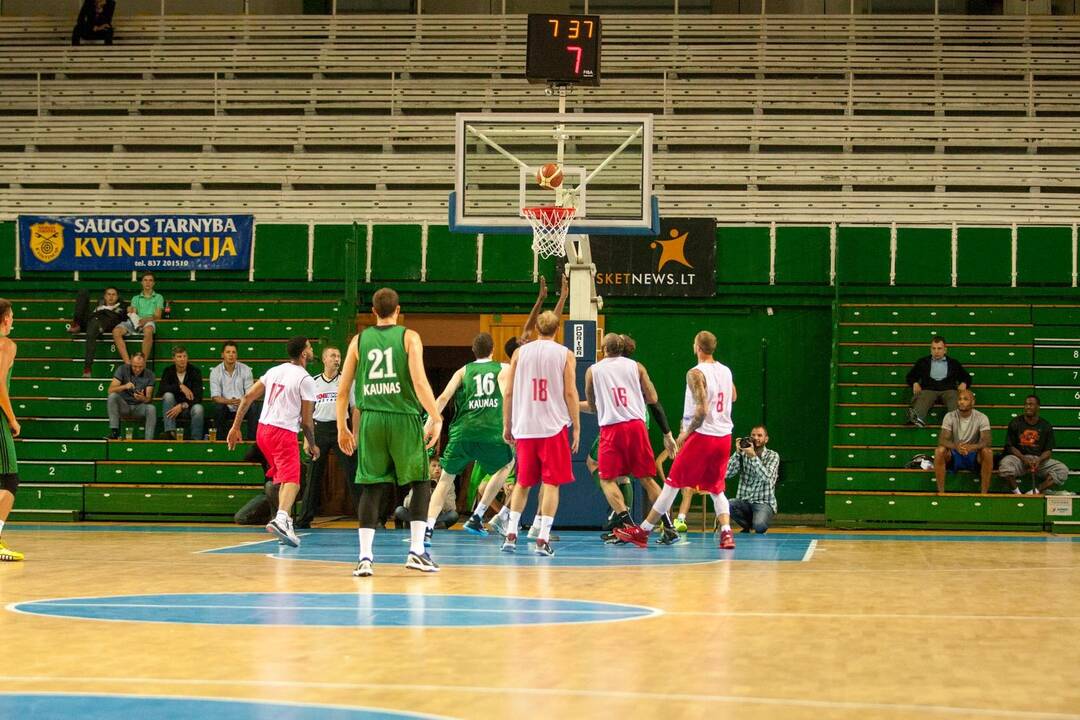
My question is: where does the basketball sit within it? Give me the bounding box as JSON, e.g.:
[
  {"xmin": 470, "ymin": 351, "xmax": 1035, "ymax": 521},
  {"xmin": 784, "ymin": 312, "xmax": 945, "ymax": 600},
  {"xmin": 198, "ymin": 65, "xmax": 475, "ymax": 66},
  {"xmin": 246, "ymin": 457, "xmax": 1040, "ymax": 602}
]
[{"xmin": 536, "ymin": 162, "xmax": 564, "ymax": 189}]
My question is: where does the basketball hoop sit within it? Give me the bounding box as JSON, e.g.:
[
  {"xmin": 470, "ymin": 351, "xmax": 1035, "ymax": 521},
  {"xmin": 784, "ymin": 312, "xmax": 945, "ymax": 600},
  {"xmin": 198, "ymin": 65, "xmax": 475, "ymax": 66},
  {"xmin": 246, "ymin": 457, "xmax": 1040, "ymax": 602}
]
[{"xmin": 522, "ymin": 205, "xmax": 575, "ymax": 258}]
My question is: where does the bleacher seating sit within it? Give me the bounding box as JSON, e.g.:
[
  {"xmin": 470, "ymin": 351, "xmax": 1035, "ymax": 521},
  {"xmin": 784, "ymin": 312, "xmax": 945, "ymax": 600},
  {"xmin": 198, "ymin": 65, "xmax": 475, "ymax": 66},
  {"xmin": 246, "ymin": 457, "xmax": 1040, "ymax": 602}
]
[
  {"xmin": 9, "ymin": 295, "xmax": 340, "ymax": 523},
  {"xmin": 828, "ymin": 302, "xmax": 1080, "ymax": 531},
  {"xmin": 0, "ymin": 14, "xmax": 1078, "ymax": 224}
]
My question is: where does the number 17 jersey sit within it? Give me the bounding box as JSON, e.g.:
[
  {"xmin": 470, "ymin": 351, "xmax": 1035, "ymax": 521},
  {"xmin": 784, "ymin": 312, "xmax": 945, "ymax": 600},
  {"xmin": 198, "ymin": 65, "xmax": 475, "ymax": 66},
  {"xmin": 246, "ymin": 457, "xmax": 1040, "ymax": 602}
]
[
  {"xmin": 451, "ymin": 359, "xmax": 506, "ymax": 441},
  {"xmin": 356, "ymin": 325, "xmax": 419, "ymax": 415}
]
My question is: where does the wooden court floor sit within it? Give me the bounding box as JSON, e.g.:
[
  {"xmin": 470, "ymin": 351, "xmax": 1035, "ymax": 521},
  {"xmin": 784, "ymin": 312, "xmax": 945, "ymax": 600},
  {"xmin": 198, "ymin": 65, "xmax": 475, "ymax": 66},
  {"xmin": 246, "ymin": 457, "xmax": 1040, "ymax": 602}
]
[{"xmin": 1, "ymin": 524, "xmax": 1078, "ymax": 720}]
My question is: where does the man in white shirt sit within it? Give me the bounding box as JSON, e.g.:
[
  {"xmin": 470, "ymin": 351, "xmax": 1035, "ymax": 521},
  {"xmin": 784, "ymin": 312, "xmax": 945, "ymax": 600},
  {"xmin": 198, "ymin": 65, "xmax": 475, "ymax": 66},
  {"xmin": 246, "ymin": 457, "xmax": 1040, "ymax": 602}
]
[
  {"xmin": 933, "ymin": 388, "xmax": 993, "ymax": 494},
  {"xmin": 501, "ymin": 311, "xmax": 580, "ymax": 557},
  {"xmin": 228, "ymin": 336, "xmax": 318, "ymax": 547},
  {"xmin": 211, "ymin": 341, "xmax": 258, "ymax": 440},
  {"xmin": 296, "ymin": 346, "xmax": 358, "ymax": 529}
]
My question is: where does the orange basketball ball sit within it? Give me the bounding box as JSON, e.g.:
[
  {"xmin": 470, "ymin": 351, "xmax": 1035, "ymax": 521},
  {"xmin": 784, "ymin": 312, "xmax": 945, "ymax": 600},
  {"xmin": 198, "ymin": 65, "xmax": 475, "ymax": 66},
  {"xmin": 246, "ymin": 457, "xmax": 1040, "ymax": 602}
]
[{"xmin": 536, "ymin": 163, "xmax": 564, "ymax": 189}]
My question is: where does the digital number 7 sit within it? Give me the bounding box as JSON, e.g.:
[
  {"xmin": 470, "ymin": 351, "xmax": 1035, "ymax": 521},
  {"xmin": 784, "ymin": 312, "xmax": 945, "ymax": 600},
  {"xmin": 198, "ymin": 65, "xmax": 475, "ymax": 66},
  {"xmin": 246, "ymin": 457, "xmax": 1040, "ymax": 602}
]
[
  {"xmin": 566, "ymin": 45, "xmax": 582, "ymax": 74},
  {"xmin": 548, "ymin": 18, "xmax": 559, "ymax": 37}
]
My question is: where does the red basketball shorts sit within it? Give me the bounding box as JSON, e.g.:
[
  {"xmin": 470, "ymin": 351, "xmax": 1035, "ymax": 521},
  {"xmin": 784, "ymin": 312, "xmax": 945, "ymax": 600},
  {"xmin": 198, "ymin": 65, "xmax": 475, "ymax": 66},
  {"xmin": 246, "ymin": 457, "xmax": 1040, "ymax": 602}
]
[
  {"xmin": 666, "ymin": 432, "xmax": 732, "ymax": 494},
  {"xmin": 598, "ymin": 419, "xmax": 655, "ymax": 480},
  {"xmin": 515, "ymin": 431, "xmax": 573, "ymax": 488},
  {"xmin": 256, "ymin": 422, "xmax": 301, "ymax": 486}
]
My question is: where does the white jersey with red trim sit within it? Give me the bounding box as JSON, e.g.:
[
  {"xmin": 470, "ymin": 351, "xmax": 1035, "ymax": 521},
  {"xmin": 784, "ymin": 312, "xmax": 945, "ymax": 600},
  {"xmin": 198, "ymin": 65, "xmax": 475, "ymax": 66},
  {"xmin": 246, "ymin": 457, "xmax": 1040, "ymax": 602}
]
[
  {"xmin": 592, "ymin": 356, "xmax": 647, "ymax": 427},
  {"xmin": 681, "ymin": 360, "xmax": 733, "ymax": 437},
  {"xmin": 511, "ymin": 339, "xmax": 571, "ymax": 439},
  {"xmin": 259, "ymin": 362, "xmax": 317, "ymax": 433}
]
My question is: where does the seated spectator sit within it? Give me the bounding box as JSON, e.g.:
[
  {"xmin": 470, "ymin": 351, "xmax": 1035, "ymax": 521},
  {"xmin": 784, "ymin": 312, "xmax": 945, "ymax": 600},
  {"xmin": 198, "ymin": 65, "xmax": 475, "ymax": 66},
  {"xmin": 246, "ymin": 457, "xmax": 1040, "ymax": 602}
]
[
  {"xmin": 726, "ymin": 424, "xmax": 780, "ymax": 534},
  {"xmin": 71, "ymin": 0, "xmax": 114, "ymax": 46},
  {"xmin": 113, "ymin": 272, "xmax": 164, "ymax": 366},
  {"xmin": 933, "ymin": 389, "xmax": 993, "ymax": 494},
  {"xmin": 999, "ymin": 395, "xmax": 1070, "ymax": 495},
  {"xmin": 394, "ymin": 458, "xmax": 459, "ymax": 530},
  {"xmin": 905, "ymin": 335, "xmax": 972, "ymax": 428},
  {"xmin": 67, "ymin": 287, "xmax": 125, "ymax": 378},
  {"xmin": 106, "ymin": 351, "xmax": 155, "ymax": 440},
  {"xmin": 159, "ymin": 345, "xmax": 204, "ymax": 441},
  {"xmin": 211, "ymin": 341, "xmax": 258, "ymax": 440}
]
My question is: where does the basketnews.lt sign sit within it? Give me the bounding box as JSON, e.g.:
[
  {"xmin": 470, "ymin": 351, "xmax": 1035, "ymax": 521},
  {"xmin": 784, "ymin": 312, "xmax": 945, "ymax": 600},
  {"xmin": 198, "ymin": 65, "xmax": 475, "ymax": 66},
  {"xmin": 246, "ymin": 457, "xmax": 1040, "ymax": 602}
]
[
  {"xmin": 17, "ymin": 214, "xmax": 253, "ymax": 271},
  {"xmin": 588, "ymin": 217, "xmax": 716, "ymax": 297}
]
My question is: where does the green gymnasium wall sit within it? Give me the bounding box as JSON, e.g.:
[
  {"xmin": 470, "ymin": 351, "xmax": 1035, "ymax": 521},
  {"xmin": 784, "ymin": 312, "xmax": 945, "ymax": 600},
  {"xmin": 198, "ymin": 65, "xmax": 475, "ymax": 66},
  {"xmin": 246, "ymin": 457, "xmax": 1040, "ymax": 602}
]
[{"xmin": 1, "ymin": 220, "xmax": 1076, "ymax": 516}]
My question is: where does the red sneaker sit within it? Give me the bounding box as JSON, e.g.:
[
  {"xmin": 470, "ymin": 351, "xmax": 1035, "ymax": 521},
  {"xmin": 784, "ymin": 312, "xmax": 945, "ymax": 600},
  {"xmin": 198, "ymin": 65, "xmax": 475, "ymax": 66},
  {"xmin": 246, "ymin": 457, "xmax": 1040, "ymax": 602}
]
[
  {"xmin": 613, "ymin": 524, "xmax": 649, "ymax": 548},
  {"xmin": 719, "ymin": 529, "xmax": 736, "ymax": 550}
]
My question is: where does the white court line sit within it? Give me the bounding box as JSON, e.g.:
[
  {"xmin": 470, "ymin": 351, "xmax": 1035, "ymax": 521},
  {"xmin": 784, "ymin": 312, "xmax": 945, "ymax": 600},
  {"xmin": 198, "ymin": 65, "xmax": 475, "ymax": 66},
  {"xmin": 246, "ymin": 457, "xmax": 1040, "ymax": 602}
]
[
  {"xmin": 801, "ymin": 539, "xmax": 817, "ymax": 562},
  {"xmin": 1, "ymin": 675, "xmax": 1076, "ymax": 720},
  {"xmin": 665, "ymin": 610, "xmax": 1080, "ymax": 622},
  {"xmin": 194, "ymin": 533, "xmax": 310, "ymax": 555}
]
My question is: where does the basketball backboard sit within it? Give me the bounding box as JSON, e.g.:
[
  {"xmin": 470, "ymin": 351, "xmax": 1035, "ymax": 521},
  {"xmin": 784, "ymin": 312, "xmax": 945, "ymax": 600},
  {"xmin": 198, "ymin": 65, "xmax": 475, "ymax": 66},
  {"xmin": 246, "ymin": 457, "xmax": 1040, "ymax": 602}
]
[{"xmin": 450, "ymin": 112, "xmax": 658, "ymax": 236}]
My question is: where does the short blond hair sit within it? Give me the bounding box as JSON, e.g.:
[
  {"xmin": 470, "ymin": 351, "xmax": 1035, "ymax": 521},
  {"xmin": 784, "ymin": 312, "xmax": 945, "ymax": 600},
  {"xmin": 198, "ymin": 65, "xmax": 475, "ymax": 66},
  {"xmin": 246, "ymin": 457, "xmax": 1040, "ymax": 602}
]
[
  {"xmin": 536, "ymin": 310, "xmax": 560, "ymax": 337},
  {"xmin": 695, "ymin": 330, "xmax": 717, "ymax": 356}
]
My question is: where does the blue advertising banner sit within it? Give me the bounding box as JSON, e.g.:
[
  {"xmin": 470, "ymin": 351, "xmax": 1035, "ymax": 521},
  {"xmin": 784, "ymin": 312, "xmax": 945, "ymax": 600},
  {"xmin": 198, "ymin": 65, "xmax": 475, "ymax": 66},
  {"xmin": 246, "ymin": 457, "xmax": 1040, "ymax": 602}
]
[{"xmin": 17, "ymin": 214, "xmax": 253, "ymax": 271}]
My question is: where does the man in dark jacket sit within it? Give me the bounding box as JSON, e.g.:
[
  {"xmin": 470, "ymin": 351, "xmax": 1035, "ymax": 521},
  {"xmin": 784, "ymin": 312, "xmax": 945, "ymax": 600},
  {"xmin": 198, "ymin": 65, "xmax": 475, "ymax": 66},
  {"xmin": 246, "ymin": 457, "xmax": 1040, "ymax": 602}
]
[
  {"xmin": 72, "ymin": 0, "xmax": 115, "ymax": 45},
  {"xmin": 68, "ymin": 287, "xmax": 126, "ymax": 378},
  {"xmin": 159, "ymin": 345, "xmax": 204, "ymax": 440},
  {"xmin": 905, "ymin": 335, "xmax": 972, "ymax": 428}
]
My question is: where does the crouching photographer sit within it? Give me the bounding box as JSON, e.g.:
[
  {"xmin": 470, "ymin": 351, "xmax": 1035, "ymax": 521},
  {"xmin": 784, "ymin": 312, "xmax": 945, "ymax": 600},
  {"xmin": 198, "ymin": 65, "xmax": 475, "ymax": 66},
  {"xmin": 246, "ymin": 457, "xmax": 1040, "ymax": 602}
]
[{"xmin": 726, "ymin": 424, "xmax": 780, "ymax": 534}]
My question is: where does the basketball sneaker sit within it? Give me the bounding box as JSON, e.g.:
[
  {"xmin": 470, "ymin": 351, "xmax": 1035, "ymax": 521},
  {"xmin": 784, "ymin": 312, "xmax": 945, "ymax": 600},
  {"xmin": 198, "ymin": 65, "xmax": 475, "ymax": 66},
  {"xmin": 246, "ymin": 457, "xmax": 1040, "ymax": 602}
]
[
  {"xmin": 501, "ymin": 533, "xmax": 517, "ymax": 553},
  {"xmin": 673, "ymin": 517, "xmax": 688, "ymax": 533},
  {"xmin": 266, "ymin": 517, "xmax": 300, "ymax": 547},
  {"xmin": 463, "ymin": 515, "xmax": 488, "ymax": 536},
  {"xmin": 602, "ymin": 511, "xmax": 618, "ymax": 531},
  {"xmin": 613, "ymin": 525, "xmax": 649, "ymax": 548},
  {"xmin": 487, "ymin": 511, "xmax": 509, "ymax": 537},
  {"xmin": 600, "ymin": 531, "xmax": 626, "ymax": 545},
  {"xmin": 424, "ymin": 527, "xmax": 433, "ymax": 547},
  {"xmin": 656, "ymin": 526, "xmax": 681, "ymax": 545},
  {"xmin": 527, "ymin": 525, "xmax": 560, "ymax": 541},
  {"xmin": 0, "ymin": 541, "xmax": 24, "ymax": 561},
  {"xmin": 534, "ymin": 539, "xmax": 555, "ymax": 557},
  {"xmin": 719, "ymin": 529, "xmax": 736, "ymax": 550},
  {"xmin": 405, "ymin": 552, "xmax": 440, "ymax": 573},
  {"xmin": 352, "ymin": 557, "xmax": 374, "ymax": 577}
]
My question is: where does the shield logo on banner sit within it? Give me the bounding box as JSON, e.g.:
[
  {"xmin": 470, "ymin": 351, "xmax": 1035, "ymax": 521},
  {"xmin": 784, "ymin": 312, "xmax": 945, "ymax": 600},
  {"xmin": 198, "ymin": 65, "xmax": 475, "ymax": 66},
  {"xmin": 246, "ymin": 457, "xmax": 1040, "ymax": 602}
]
[{"xmin": 28, "ymin": 222, "xmax": 64, "ymax": 264}]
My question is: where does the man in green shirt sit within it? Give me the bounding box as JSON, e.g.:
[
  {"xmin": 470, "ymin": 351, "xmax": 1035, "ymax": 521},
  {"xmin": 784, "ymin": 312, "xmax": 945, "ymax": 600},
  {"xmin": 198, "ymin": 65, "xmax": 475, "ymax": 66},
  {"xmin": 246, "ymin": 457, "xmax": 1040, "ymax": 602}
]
[
  {"xmin": 0, "ymin": 298, "xmax": 23, "ymax": 561},
  {"xmin": 337, "ymin": 287, "xmax": 443, "ymax": 577},
  {"xmin": 424, "ymin": 332, "xmax": 515, "ymax": 542},
  {"xmin": 112, "ymin": 271, "xmax": 165, "ymax": 365}
]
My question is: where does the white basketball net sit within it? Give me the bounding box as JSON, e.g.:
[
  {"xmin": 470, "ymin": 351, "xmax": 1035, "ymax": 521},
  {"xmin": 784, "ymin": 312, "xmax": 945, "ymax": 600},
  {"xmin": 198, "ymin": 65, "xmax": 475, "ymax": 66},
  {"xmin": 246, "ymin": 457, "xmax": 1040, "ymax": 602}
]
[{"xmin": 522, "ymin": 206, "xmax": 575, "ymax": 258}]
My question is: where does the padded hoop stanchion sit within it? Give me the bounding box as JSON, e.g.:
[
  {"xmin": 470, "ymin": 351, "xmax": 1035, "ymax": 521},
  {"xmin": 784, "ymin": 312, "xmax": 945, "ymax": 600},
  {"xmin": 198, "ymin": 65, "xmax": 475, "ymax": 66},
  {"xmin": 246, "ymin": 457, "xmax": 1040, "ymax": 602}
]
[{"xmin": 522, "ymin": 206, "xmax": 576, "ymax": 258}]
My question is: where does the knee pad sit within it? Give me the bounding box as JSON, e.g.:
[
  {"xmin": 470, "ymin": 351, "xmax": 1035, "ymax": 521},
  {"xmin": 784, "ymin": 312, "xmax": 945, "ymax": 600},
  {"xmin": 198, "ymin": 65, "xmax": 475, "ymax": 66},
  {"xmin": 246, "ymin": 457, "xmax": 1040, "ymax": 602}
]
[{"xmin": 0, "ymin": 473, "xmax": 19, "ymax": 495}]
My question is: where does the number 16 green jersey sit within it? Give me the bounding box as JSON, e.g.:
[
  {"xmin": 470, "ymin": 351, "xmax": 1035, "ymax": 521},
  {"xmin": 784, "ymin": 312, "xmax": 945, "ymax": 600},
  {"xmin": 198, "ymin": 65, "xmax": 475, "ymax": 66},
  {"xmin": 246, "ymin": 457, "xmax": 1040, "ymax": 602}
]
[{"xmin": 451, "ymin": 360, "xmax": 505, "ymax": 441}]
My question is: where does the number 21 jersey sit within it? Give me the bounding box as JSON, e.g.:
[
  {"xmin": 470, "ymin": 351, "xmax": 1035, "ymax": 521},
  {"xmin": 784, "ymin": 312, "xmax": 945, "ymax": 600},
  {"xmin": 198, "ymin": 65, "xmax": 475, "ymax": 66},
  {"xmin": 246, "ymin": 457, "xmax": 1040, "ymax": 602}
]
[{"xmin": 356, "ymin": 325, "xmax": 419, "ymax": 415}]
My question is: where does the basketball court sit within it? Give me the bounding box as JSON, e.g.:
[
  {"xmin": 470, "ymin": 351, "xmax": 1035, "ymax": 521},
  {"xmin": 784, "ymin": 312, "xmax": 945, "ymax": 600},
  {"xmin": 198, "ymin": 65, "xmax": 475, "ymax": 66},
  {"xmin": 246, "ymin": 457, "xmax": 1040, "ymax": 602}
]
[{"xmin": 1, "ymin": 524, "xmax": 1078, "ymax": 719}]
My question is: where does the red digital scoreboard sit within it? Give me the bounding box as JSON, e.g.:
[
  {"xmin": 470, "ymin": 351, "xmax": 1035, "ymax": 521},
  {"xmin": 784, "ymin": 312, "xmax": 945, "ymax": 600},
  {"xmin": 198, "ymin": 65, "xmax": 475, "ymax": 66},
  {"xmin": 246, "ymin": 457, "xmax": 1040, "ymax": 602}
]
[{"xmin": 525, "ymin": 13, "xmax": 601, "ymax": 86}]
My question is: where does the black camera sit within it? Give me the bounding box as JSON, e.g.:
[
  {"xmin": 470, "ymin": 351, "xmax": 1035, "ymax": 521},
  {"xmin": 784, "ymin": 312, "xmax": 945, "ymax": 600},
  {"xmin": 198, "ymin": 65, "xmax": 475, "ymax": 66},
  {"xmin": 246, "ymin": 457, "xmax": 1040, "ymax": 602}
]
[{"xmin": 738, "ymin": 437, "xmax": 752, "ymax": 449}]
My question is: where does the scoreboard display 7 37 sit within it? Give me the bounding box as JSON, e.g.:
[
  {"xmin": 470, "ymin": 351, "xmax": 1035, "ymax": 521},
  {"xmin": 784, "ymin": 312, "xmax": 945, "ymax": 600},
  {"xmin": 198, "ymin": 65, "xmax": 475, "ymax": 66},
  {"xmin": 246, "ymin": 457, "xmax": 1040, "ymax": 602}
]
[{"xmin": 525, "ymin": 13, "xmax": 601, "ymax": 86}]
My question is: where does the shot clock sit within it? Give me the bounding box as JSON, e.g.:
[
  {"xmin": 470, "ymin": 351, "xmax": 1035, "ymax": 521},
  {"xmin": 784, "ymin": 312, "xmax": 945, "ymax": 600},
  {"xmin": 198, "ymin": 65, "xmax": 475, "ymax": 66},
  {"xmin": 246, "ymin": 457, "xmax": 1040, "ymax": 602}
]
[{"xmin": 525, "ymin": 13, "xmax": 601, "ymax": 86}]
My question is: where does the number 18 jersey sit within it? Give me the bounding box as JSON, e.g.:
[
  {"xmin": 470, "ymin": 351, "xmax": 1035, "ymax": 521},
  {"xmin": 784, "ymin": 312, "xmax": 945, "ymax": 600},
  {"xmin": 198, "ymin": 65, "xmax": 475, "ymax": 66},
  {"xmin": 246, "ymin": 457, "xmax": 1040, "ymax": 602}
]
[
  {"xmin": 451, "ymin": 359, "xmax": 505, "ymax": 440},
  {"xmin": 511, "ymin": 339, "xmax": 570, "ymax": 439},
  {"xmin": 356, "ymin": 325, "xmax": 419, "ymax": 415}
]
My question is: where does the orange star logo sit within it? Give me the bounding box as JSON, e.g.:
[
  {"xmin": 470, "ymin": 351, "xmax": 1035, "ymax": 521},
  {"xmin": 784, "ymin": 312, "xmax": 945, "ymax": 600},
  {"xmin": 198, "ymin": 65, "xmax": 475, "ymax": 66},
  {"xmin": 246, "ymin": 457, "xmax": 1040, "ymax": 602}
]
[{"xmin": 650, "ymin": 229, "xmax": 694, "ymax": 271}]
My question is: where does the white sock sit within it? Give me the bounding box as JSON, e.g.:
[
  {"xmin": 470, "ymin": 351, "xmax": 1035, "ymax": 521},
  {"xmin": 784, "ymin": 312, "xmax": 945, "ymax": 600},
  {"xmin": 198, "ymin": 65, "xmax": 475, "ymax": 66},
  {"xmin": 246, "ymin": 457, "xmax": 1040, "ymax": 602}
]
[
  {"xmin": 473, "ymin": 502, "xmax": 489, "ymax": 518},
  {"xmin": 508, "ymin": 511, "xmax": 522, "ymax": 537},
  {"xmin": 720, "ymin": 523, "xmax": 731, "ymax": 532},
  {"xmin": 532, "ymin": 513, "xmax": 541, "ymax": 527},
  {"xmin": 641, "ymin": 519, "xmax": 655, "ymax": 532},
  {"xmin": 409, "ymin": 520, "xmax": 427, "ymax": 556},
  {"xmin": 0, "ymin": 518, "xmax": 5, "ymax": 536},
  {"xmin": 539, "ymin": 515, "xmax": 554, "ymax": 542},
  {"xmin": 677, "ymin": 513, "xmax": 686, "ymax": 521},
  {"xmin": 497, "ymin": 505, "xmax": 510, "ymax": 519},
  {"xmin": 275, "ymin": 510, "xmax": 289, "ymax": 524},
  {"xmin": 357, "ymin": 527, "xmax": 375, "ymax": 560},
  {"xmin": 425, "ymin": 518, "xmax": 436, "ymax": 531}
]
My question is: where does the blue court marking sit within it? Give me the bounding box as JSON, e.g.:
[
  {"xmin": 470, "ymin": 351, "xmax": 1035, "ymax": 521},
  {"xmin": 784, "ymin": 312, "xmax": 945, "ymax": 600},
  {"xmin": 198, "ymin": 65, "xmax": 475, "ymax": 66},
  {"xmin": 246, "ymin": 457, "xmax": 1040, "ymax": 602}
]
[
  {"xmin": 204, "ymin": 529, "xmax": 811, "ymax": 565},
  {"xmin": 9, "ymin": 592, "xmax": 660, "ymax": 628},
  {"xmin": 0, "ymin": 693, "xmax": 445, "ymax": 720}
]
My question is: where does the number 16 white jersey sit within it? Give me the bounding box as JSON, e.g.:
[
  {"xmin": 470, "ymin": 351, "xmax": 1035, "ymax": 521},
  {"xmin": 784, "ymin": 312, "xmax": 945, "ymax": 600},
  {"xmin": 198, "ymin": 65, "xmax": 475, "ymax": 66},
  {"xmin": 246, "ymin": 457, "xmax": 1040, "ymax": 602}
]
[
  {"xmin": 592, "ymin": 356, "xmax": 647, "ymax": 427},
  {"xmin": 681, "ymin": 361, "xmax": 733, "ymax": 437},
  {"xmin": 511, "ymin": 339, "xmax": 571, "ymax": 439}
]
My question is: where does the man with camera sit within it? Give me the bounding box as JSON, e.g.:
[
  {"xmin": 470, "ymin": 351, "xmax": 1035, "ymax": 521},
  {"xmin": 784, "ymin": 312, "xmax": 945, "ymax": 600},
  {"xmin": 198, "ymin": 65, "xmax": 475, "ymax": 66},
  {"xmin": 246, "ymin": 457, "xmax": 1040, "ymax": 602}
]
[{"xmin": 726, "ymin": 425, "xmax": 780, "ymax": 534}]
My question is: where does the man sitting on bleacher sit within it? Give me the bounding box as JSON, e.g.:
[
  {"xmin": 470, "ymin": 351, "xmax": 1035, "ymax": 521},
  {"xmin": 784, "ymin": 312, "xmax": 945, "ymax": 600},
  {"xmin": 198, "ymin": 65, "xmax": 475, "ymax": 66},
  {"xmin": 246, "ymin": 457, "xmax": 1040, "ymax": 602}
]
[
  {"xmin": 933, "ymin": 389, "xmax": 993, "ymax": 495},
  {"xmin": 905, "ymin": 335, "xmax": 972, "ymax": 428},
  {"xmin": 998, "ymin": 395, "xmax": 1070, "ymax": 495},
  {"xmin": 106, "ymin": 352, "xmax": 156, "ymax": 440},
  {"xmin": 71, "ymin": 0, "xmax": 114, "ymax": 46},
  {"xmin": 159, "ymin": 345, "xmax": 204, "ymax": 441},
  {"xmin": 113, "ymin": 272, "xmax": 164, "ymax": 367},
  {"xmin": 211, "ymin": 341, "xmax": 258, "ymax": 440},
  {"xmin": 67, "ymin": 287, "xmax": 125, "ymax": 378}
]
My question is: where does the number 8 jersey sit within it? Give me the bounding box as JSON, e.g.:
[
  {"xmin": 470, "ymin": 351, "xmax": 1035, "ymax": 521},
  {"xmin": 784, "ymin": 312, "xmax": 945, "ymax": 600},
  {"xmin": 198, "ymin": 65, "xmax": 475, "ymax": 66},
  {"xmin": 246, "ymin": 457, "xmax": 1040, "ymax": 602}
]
[
  {"xmin": 681, "ymin": 361, "xmax": 734, "ymax": 437},
  {"xmin": 357, "ymin": 325, "xmax": 420, "ymax": 415}
]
